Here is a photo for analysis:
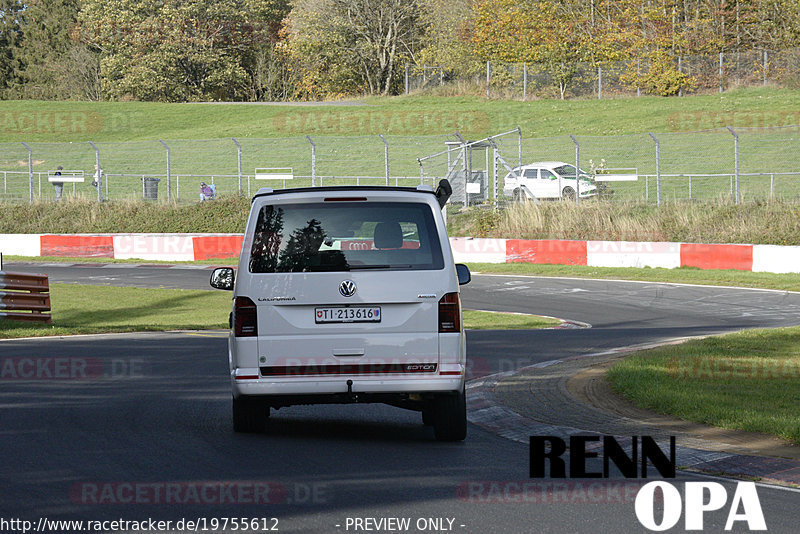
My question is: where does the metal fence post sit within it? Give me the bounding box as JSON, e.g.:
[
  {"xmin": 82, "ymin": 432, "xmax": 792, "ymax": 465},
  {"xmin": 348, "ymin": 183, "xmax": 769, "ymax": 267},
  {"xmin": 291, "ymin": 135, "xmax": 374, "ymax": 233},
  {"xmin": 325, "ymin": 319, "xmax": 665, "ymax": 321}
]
[
  {"xmin": 523, "ymin": 63, "xmax": 528, "ymax": 100},
  {"xmin": 463, "ymin": 142, "xmax": 470, "ymax": 208},
  {"xmin": 678, "ymin": 56, "xmax": 683, "ymax": 97},
  {"xmin": 88, "ymin": 141, "xmax": 102, "ymax": 202},
  {"xmin": 21, "ymin": 142, "xmax": 33, "ymax": 203},
  {"xmin": 492, "ymin": 146, "xmax": 499, "ymax": 211},
  {"xmin": 404, "ymin": 65, "xmax": 409, "ymax": 95},
  {"xmin": 598, "ymin": 66, "xmax": 602, "ymax": 99},
  {"xmin": 649, "ymin": 133, "xmax": 661, "ymax": 206},
  {"xmin": 570, "ymin": 135, "xmax": 580, "ymax": 204},
  {"xmin": 517, "ymin": 126, "xmax": 522, "ymax": 169},
  {"xmin": 379, "ymin": 134, "xmax": 389, "ymax": 186},
  {"xmin": 306, "ymin": 135, "xmax": 316, "ymax": 186},
  {"xmin": 486, "ymin": 60, "xmax": 491, "ymax": 99},
  {"xmin": 159, "ymin": 140, "xmax": 171, "ymax": 201},
  {"xmin": 637, "ymin": 58, "xmax": 641, "ymax": 97},
  {"xmin": 232, "ymin": 138, "xmax": 242, "ymax": 194},
  {"xmin": 727, "ymin": 126, "xmax": 740, "ymax": 204},
  {"xmin": 763, "ymin": 50, "xmax": 768, "ymax": 85},
  {"xmin": 719, "ymin": 52, "xmax": 724, "ymax": 93}
]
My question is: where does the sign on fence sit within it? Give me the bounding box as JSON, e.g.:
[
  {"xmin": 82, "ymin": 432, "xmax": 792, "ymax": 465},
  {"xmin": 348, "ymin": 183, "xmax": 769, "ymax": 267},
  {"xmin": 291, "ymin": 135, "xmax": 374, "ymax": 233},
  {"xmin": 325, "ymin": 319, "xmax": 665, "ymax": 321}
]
[
  {"xmin": 594, "ymin": 169, "xmax": 638, "ymax": 182},
  {"xmin": 255, "ymin": 168, "xmax": 293, "ymax": 180},
  {"xmin": 48, "ymin": 170, "xmax": 85, "ymax": 183}
]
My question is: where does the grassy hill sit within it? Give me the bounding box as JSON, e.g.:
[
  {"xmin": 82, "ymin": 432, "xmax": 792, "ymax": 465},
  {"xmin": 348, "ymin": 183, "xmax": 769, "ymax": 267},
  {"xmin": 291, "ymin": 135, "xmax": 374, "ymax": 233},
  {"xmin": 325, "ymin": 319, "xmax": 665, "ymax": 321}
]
[
  {"xmin": 1, "ymin": 88, "xmax": 799, "ymax": 143},
  {"xmin": 1, "ymin": 88, "xmax": 799, "ymax": 205}
]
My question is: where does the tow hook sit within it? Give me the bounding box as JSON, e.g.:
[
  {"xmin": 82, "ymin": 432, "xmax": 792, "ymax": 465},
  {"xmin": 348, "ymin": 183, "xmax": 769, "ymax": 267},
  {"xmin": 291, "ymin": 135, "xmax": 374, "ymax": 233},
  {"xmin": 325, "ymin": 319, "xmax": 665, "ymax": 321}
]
[{"xmin": 346, "ymin": 379, "xmax": 359, "ymax": 402}]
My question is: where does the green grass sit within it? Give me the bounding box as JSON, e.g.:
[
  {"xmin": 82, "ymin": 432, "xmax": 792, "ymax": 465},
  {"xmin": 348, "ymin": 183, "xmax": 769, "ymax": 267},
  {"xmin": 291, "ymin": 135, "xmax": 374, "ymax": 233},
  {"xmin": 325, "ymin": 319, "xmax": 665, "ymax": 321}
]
[
  {"xmin": 1, "ymin": 88, "xmax": 799, "ymax": 142},
  {"xmin": 462, "ymin": 309, "xmax": 561, "ymax": 329},
  {"xmin": 0, "ymin": 283, "xmax": 556, "ymax": 339},
  {"xmin": 0, "ymin": 283, "xmax": 231, "ymax": 338},
  {"xmin": 467, "ymin": 263, "xmax": 800, "ymax": 292},
  {"xmin": 607, "ymin": 327, "xmax": 800, "ymax": 444}
]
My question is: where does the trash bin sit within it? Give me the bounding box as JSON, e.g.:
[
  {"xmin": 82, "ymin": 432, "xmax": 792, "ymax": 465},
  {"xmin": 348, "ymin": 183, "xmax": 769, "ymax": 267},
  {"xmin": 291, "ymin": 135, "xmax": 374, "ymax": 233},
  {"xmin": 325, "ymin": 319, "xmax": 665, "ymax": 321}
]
[{"xmin": 142, "ymin": 177, "xmax": 160, "ymax": 200}]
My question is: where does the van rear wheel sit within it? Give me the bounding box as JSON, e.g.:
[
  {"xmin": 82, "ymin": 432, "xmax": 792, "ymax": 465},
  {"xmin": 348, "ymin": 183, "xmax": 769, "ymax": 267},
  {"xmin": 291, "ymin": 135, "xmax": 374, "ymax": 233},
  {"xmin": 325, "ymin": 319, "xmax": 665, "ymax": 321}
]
[
  {"xmin": 233, "ymin": 395, "xmax": 268, "ymax": 433},
  {"xmin": 432, "ymin": 388, "xmax": 467, "ymax": 441}
]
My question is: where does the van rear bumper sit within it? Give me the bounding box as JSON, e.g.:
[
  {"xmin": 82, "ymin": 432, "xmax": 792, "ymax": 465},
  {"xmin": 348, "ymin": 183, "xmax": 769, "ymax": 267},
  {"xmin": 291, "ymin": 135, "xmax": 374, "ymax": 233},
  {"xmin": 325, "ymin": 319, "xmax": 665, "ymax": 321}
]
[{"xmin": 231, "ymin": 368, "xmax": 464, "ymax": 400}]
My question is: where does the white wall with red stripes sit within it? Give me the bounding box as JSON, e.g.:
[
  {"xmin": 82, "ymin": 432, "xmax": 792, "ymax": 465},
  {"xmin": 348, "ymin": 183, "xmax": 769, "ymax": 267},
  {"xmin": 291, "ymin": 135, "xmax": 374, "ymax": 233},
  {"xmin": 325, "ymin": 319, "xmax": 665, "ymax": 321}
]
[{"xmin": 1, "ymin": 234, "xmax": 798, "ymax": 274}]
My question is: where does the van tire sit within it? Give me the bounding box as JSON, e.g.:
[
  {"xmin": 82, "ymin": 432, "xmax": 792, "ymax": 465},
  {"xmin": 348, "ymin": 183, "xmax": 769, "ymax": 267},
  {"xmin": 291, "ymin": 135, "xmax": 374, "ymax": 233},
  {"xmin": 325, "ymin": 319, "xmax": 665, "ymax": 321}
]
[
  {"xmin": 233, "ymin": 395, "xmax": 268, "ymax": 433},
  {"xmin": 562, "ymin": 187, "xmax": 575, "ymax": 200},
  {"xmin": 432, "ymin": 388, "xmax": 467, "ymax": 441}
]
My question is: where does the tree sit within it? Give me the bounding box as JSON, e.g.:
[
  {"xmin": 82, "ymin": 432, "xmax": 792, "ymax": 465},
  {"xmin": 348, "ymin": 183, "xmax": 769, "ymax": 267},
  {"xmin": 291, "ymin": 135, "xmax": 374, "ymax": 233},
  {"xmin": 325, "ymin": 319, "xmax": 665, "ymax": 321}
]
[
  {"xmin": 239, "ymin": 0, "xmax": 295, "ymax": 101},
  {"xmin": 416, "ymin": 0, "xmax": 482, "ymax": 78},
  {"xmin": 0, "ymin": 0, "xmax": 23, "ymax": 96},
  {"xmin": 78, "ymin": 0, "xmax": 270, "ymax": 101},
  {"xmin": 473, "ymin": 0, "xmax": 592, "ymax": 99},
  {"xmin": 8, "ymin": 0, "xmax": 99, "ymax": 100},
  {"xmin": 285, "ymin": 0, "xmax": 419, "ymax": 97}
]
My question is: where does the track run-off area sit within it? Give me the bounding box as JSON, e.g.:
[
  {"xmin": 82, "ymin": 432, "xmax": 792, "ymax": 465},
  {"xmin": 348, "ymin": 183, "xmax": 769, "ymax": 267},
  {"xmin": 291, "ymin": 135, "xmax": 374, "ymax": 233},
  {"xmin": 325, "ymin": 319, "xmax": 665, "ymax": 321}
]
[{"xmin": 2, "ymin": 263, "xmax": 800, "ymax": 533}]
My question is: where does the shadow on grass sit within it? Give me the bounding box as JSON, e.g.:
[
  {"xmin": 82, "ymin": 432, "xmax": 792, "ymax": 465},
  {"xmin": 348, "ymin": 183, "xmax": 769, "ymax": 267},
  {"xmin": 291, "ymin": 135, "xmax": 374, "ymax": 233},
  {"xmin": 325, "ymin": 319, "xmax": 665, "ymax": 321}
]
[
  {"xmin": 0, "ymin": 290, "xmax": 229, "ymax": 337},
  {"xmin": 53, "ymin": 290, "xmax": 220, "ymax": 326}
]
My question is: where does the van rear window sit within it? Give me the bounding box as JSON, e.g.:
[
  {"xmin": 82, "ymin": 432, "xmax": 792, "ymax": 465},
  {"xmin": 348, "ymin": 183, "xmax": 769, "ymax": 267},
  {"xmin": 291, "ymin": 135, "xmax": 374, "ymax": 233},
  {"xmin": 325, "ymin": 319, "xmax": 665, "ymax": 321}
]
[{"xmin": 249, "ymin": 202, "xmax": 444, "ymax": 273}]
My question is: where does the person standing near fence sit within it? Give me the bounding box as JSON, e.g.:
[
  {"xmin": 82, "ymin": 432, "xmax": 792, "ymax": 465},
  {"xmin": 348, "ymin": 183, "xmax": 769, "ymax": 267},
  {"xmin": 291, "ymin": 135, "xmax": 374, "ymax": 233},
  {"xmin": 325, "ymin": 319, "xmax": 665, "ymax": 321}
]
[
  {"xmin": 53, "ymin": 166, "xmax": 64, "ymax": 202},
  {"xmin": 91, "ymin": 164, "xmax": 102, "ymax": 193}
]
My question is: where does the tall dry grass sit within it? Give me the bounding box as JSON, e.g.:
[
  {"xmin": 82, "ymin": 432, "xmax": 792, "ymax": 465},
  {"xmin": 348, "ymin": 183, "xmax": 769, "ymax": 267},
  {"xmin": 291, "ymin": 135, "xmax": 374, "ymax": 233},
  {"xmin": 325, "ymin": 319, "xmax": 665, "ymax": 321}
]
[
  {"xmin": 0, "ymin": 196, "xmax": 251, "ymax": 234},
  {"xmin": 2, "ymin": 196, "xmax": 799, "ymax": 246},
  {"xmin": 449, "ymin": 200, "xmax": 800, "ymax": 245}
]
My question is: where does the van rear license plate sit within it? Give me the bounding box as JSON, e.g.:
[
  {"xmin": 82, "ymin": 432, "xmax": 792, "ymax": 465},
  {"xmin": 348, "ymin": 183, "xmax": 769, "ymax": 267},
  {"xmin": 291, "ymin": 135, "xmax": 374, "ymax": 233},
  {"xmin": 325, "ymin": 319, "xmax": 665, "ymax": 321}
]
[{"xmin": 316, "ymin": 307, "xmax": 381, "ymax": 323}]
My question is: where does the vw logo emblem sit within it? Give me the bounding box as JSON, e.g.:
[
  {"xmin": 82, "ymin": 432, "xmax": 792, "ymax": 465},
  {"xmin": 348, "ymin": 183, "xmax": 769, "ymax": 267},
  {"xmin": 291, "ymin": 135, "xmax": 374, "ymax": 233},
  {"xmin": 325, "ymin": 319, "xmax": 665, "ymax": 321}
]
[{"xmin": 339, "ymin": 280, "xmax": 357, "ymax": 297}]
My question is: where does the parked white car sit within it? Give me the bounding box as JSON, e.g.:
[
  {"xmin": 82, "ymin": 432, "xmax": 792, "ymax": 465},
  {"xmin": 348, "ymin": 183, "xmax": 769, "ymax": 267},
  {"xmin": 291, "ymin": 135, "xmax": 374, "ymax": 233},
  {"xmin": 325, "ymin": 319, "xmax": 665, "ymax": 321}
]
[
  {"xmin": 503, "ymin": 161, "xmax": 597, "ymax": 201},
  {"xmin": 210, "ymin": 180, "xmax": 471, "ymax": 441}
]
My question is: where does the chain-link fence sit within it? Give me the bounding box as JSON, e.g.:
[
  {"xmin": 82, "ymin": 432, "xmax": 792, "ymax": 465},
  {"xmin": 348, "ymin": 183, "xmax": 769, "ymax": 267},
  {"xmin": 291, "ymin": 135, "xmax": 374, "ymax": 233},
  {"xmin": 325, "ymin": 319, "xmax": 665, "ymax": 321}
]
[
  {"xmin": 1, "ymin": 124, "xmax": 798, "ymax": 205},
  {"xmin": 404, "ymin": 49, "xmax": 800, "ymax": 99}
]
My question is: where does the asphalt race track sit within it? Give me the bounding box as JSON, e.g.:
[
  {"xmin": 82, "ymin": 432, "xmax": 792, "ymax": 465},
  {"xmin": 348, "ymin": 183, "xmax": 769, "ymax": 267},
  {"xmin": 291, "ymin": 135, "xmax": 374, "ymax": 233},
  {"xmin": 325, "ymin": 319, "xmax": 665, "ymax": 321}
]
[{"xmin": 2, "ymin": 263, "xmax": 800, "ymax": 533}]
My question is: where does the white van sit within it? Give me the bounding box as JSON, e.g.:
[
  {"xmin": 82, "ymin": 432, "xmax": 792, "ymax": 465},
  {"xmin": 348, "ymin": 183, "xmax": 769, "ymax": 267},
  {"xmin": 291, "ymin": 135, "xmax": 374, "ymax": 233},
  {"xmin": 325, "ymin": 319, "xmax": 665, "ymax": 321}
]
[{"xmin": 210, "ymin": 181, "xmax": 471, "ymax": 441}]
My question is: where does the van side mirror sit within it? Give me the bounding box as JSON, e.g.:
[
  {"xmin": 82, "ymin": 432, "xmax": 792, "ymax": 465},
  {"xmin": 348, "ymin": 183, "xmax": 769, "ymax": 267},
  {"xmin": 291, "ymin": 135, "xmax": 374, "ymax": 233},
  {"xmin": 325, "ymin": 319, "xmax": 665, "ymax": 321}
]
[
  {"xmin": 435, "ymin": 179, "xmax": 452, "ymax": 209},
  {"xmin": 456, "ymin": 264, "xmax": 471, "ymax": 285},
  {"xmin": 210, "ymin": 267, "xmax": 235, "ymax": 290}
]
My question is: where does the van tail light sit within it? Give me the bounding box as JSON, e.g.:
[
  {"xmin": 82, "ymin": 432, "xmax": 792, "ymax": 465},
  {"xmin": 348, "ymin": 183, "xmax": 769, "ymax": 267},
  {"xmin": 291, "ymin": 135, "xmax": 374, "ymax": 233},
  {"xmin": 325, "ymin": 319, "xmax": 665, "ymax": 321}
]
[
  {"xmin": 438, "ymin": 292, "xmax": 461, "ymax": 333},
  {"xmin": 234, "ymin": 296, "xmax": 258, "ymax": 337}
]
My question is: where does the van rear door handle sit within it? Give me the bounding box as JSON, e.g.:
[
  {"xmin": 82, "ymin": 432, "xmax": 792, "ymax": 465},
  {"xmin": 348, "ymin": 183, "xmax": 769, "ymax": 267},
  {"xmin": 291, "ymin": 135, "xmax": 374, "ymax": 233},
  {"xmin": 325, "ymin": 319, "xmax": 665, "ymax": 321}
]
[{"xmin": 332, "ymin": 349, "xmax": 365, "ymax": 357}]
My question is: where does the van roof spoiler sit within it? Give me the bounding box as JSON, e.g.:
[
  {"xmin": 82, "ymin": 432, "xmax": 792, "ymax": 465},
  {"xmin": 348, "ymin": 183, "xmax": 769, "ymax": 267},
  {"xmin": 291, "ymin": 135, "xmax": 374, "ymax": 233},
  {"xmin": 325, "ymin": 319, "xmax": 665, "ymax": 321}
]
[{"xmin": 435, "ymin": 179, "xmax": 452, "ymax": 209}]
